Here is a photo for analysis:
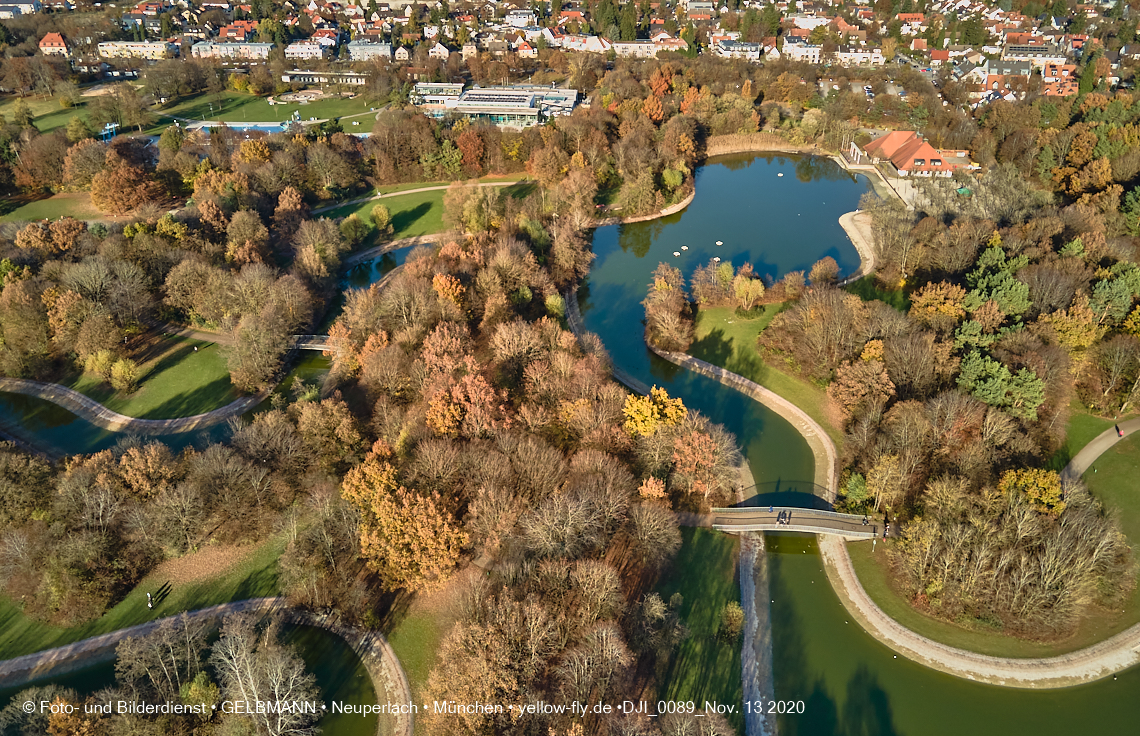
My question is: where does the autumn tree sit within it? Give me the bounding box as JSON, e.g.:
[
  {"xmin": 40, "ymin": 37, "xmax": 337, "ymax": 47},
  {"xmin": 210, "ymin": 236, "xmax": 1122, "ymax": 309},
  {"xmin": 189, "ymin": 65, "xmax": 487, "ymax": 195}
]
[
  {"xmin": 341, "ymin": 449, "xmax": 468, "ymax": 592},
  {"xmin": 90, "ymin": 155, "xmax": 154, "ymax": 215}
]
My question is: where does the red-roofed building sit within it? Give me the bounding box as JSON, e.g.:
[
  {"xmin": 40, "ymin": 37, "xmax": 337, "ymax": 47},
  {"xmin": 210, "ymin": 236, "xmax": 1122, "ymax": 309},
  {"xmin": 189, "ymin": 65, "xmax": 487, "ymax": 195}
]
[
  {"xmin": 930, "ymin": 49, "xmax": 950, "ymax": 65},
  {"xmin": 911, "ymin": 38, "xmax": 927, "ymax": 51},
  {"xmin": 855, "ymin": 130, "xmax": 970, "ymax": 177},
  {"xmin": 1042, "ymin": 63, "xmax": 1078, "ymax": 96},
  {"xmin": 39, "ymin": 32, "xmax": 70, "ymax": 56}
]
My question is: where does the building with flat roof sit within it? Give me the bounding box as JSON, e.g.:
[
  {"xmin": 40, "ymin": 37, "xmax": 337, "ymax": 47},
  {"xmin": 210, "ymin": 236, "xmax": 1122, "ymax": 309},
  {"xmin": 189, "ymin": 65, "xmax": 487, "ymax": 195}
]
[
  {"xmin": 347, "ymin": 39, "xmax": 392, "ymax": 60},
  {"xmin": 280, "ymin": 69, "xmax": 369, "ymax": 85},
  {"xmin": 613, "ymin": 40, "xmax": 658, "ymax": 58},
  {"xmin": 412, "ymin": 82, "xmax": 465, "ymax": 104},
  {"xmin": 714, "ymin": 39, "xmax": 760, "ymax": 60},
  {"xmin": 98, "ymin": 40, "xmax": 177, "ymax": 59},
  {"xmin": 419, "ymin": 85, "xmax": 578, "ymax": 128},
  {"xmin": 285, "ymin": 40, "xmax": 329, "ymax": 60},
  {"xmin": 191, "ymin": 41, "xmax": 275, "ymax": 60}
]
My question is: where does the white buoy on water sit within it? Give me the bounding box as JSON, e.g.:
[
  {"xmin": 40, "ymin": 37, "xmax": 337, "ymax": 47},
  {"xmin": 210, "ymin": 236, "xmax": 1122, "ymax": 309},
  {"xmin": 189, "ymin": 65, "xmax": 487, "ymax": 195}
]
[
  {"xmin": 681, "ymin": 246, "xmax": 688, "ymax": 251},
  {"xmin": 673, "ymin": 251, "xmax": 680, "ymax": 256},
  {"xmin": 778, "ymin": 172, "xmax": 784, "ymax": 177},
  {"xmin": 712, "ymin": 257, "xmax": 721, "ymax": 263},
  {"xmin": 715, "ymin": 240, "xmax": 723, "ymax": 245}
]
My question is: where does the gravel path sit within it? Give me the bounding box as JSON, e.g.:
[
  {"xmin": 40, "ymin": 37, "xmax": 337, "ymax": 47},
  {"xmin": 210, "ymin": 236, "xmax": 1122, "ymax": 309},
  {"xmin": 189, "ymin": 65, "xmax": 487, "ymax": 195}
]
[
  {"xmin": 0, "ymin": 377, "xmax": 264, "ymax": 435},
  {"xmin": 838, "ymin": 210, "xmax": 877, "ymax": 284}
]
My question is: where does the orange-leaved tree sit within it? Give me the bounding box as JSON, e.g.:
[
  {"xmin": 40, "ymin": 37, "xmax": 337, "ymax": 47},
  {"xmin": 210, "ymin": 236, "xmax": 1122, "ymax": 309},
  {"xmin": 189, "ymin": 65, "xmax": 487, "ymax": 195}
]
[{"xmin": 341, "ymin": 443, "xmax": 468, "ymax": 592}]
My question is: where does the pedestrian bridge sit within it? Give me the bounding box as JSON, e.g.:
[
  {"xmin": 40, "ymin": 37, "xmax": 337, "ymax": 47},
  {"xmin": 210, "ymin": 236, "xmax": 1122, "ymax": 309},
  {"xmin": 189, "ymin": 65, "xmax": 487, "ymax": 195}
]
[
  {"xmin": 711, "ymin": 506, "xmax": 883, "ymax": 539},
  {"xmin": 291, "ymin": 335, "xmax": 334, "ymax": 352}
]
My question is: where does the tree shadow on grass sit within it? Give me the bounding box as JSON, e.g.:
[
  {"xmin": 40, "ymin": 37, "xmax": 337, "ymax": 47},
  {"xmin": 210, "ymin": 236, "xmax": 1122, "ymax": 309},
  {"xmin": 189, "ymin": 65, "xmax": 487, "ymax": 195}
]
[
  {"xmin": 505, "ymin": 180, "xmax": 537, "ymax": 199},
  {"xmin": 0, "ymin": 192, "xmax": 53, "ymax": 217},
  {"xmin": 133, "ymin": 337, "xmax": 198, "ymax": 375},
  {"xmin": 138, "ymin": 375, "xmax": 236, "ymax": 420},
  {"xmin": 391, "ymin": 201, "xmax": 432, "ymax": 236}
]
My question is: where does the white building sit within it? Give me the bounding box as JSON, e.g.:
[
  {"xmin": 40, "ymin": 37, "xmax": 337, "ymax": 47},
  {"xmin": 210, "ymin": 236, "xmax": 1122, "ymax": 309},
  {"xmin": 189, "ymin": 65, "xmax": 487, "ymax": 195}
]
[
  {"xmin": 613, "ymin": 40, "xmax": 658, "ymax": 58},
  {"xmin": 714, "ymin": 39, "xmax": 760, "ymax": 61},
  {"xmin": 781, "ymin": 42, "xmax": 821, "ymax": 64},
  {"xmin": 506, "ymin": 9, "xmax": 536, "ymax": 27},
  {"xmin": 191, "ymin": 41, "xmax": 275, "ymax": 60},
  {"xmin": 285, "ymin": 40, "xmax": 329, "ymax": 59},
  {"xmin": 428, "ymin": 42, "xmax": 450, "ymax": 60},
  {"xmin": 98, "ymin": 40, "xmax": 178, "ymax": 59},
  {"xmin": 281, "ymin": 69, "xmax": 369, "ymax": 85},
  {"xmin": 832, "ymin": 46, "xmax": 885, "ymax": 66},
  {"xmin": 347, "ymin": 39, "xmax": 392, "ymax": 60}
]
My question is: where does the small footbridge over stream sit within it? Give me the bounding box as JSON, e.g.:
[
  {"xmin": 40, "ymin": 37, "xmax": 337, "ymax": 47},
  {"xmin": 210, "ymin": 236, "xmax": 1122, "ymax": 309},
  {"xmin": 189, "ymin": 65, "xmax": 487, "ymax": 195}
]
[
  {"xmin": 711, "ymin": 506, "xmax": 887, "ymax": 540},
  {"xmin": 291, "ymin": 335, "xmax": 335, "ymax": 352}
]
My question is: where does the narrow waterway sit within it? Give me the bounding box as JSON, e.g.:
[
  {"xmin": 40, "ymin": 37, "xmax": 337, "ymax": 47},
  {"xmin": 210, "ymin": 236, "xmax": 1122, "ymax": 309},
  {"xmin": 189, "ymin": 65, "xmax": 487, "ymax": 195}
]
[{"xmin": 581, "ymin": 153, "xmax": 1140, "ymax": 735}]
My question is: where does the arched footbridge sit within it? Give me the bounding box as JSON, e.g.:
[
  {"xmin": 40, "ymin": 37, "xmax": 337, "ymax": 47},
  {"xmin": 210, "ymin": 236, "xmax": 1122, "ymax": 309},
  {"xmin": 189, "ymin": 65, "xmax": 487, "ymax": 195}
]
[{"xmin": 711, "ymin": 506, "xmax": 893, "ymax": 540}]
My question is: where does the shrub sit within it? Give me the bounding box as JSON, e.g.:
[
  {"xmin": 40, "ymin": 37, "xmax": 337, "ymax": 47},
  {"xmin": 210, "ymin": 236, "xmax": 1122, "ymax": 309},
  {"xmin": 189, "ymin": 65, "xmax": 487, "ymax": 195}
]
[{"xmin": 110, "ymin": 358, "xmax": 139, "ymax": 393}]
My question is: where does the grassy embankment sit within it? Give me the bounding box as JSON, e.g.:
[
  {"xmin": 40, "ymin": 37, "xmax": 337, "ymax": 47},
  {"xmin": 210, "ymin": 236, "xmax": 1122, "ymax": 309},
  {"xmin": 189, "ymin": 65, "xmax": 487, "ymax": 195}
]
[
  {"xmin": 688, "ymin": 304, "xmax": 842, "ymax": 447},
  {"xmin": 654, "ymin": 528, "xmax": 744, "ymax": 732},
  {"xmin": 59, "ymin": 335, "xmax": 237, "ymax": 419},
  {"xmin": 152, "ymin": 90, "xmax": 377, "ymax": 130},
  {"xmin": 0, "ymin": 535, "xmax": 284, "ymax": 662}
]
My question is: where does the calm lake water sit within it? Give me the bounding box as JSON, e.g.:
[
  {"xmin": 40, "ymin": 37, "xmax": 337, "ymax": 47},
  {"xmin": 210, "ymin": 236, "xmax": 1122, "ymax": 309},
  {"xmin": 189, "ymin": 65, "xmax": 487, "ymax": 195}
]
[{"xmin": 583, "ymin": 153, "xmax": 1140, "ymax": 735}]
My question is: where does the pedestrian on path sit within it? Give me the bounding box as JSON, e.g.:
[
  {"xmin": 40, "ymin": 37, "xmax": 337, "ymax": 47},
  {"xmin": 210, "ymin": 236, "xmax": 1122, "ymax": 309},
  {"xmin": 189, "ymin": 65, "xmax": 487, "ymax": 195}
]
[{"xmin": 1116, "ymin": 424, "xmax": 1123, "ymax": 437}]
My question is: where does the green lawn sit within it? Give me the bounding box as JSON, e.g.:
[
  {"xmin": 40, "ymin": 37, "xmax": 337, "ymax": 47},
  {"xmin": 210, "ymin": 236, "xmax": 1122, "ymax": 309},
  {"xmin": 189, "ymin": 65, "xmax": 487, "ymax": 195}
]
[
  {"xmin": 0, "ymin": 535, "xmax": 284, "ymax": 661},
  {"xmin": 154, "ymin": 90, "xmax": 375, "ymax": 129},
  {"xmin": 655, "ymin": 528, "xmax": 743, "ymax": 731},
  {"xmin": 689, "ymin": 304, "xmax": 843, "ymax": 447},
  {"xmin": 0, "ymin": 192, "xmax": 103, "ymax": 223},
  {"xmin": 60, "ymin": 335, "xmax": 237, "ymax": 419},
  {"xmin": 0, "ymin": 94, "xmax": 93, "ymax": 135},
  {"xmin": 323, "ymin": 190, "xmax": 447, "ymax": 249}
]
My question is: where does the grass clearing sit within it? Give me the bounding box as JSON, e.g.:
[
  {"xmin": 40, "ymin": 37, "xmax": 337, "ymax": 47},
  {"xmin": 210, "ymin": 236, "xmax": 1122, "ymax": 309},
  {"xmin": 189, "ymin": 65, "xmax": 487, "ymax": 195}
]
[
  {"xmin": 0, "ymin": 192, "xmax": 105, "ymax": 223},
  {"xmin": 154, "ymin": 91, "xmax": 374, "ymax": 129},
  {"xmin": 689, "ymin": 304, "xmax": 842, "ymax": 447},
  {"xmin": 0, "ymin": 94, "xmax": 94, "ymax": 135},
  {"xmin": 0, "ymin": 535, "xmax": 284, "ymax": 661},
  {"xmin": 654, "ymin": 527, "xmax": 743, "ymax": 732},
  {"xmin": 60, "ymin": 335, "xmax": 237, "ymax": 419},
  {"xmin": 322, "ymin": 190, "xmax": 447, "ymax": 248},
  {"xmin": 844, "ymin": 277, "xmax": 910, "ymax": 311}
]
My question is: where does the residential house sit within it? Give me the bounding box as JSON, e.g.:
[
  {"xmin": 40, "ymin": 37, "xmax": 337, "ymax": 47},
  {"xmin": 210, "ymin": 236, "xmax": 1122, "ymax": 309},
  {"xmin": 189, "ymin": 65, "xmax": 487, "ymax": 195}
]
[
  {"xmin": 515, "ymin": 40, "xmax": 536, "ymax": 57},
  {"xmin": 781, "ymin": 41, "xmax": 822, "ymax": 64},
  {"xmin": 191, "ymin": 41, "xmax": 274, "ymax": 59},
  {"xmin": 394, "ymin": 45, "xmax": 410, "ymax": 60},
  {"xmin": 428, "ymin": 41, "xmax": 450, "ymax": 60},
  {"xmin": 714, "ymin": 39, "xmax": 760, "ymax": 61},
  {"xmin": 1002, "ymin": 42, "xmax": 1066, "ymax": 68},
  {"xmin": 39, "ymin": 32, "xmax": 70, "ymax": 57},
  {"xmin": 1041, "ymin": 62, "xmax": 1078, "ymax": 96},
  {"xmin": 613, "ymin": 40, "xmax": 658, "ymax": 58}
]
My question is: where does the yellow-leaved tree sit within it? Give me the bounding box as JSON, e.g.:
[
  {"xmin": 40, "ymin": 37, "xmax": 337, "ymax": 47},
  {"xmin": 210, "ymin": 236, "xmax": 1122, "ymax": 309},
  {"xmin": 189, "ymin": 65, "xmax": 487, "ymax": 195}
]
[
  {"xmin": 622, "ymin": 385, "xmax": 687, "ymax": 437},
  {"xmin": 998, "ymin": 468, "xmax": 1065, "ymax": 516},
  {"xmin": 341, "ymin": 443, "xmax": 468, "ymax": 592}
]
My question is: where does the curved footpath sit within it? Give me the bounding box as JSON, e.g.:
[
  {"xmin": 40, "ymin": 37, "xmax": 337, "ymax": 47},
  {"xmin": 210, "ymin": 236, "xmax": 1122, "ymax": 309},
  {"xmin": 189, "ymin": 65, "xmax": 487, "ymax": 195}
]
[
  {"xmin": 0, "ymin": 598, "xmax": 414, "ymax": 736},
  {"xmin": 312, "ymin": 180, "xmax": 522, "ymax": 217},
  {"xmin": 648, "ymin": 347, "xmax": 838, "ymax": 500},
  {"xmin": 1061, "ymin": 417, "xmax": 1140, "ymax": 482},
  {"xmin": 0, "ymin": 377, "xmax": 264, "ymax": 435}
]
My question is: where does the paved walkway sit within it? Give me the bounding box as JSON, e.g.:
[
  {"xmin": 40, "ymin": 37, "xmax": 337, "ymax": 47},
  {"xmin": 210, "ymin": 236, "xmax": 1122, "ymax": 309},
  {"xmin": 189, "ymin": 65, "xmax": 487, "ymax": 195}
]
[
  {"xmin": 1061, "ymin": 417, "xmax": 1140, "ymax": 482},
  {"xmin": 0, "ymin": 377, "xmax": 264, "ymax": 435},
  {"xmin": 343, "ymin": 236, "xmax": 438, "ymax": 268},
  {"xmin": 0, "ymin": 598, "xmax": 413, "ymax": 736},
  {"xmin": 646, "ymin": 348, "xmax": 839, "ymax": 499},
  {"xmin": 312, "ymin": 180, "xmax": 522, "ymax": 217},
  {"xmin": 819, "ymin": 535, "xmax": 1140, "ymax": 688},
  {"xmin": 0, "ymin": 598, "xmax": 283, "ymax": 688}
]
